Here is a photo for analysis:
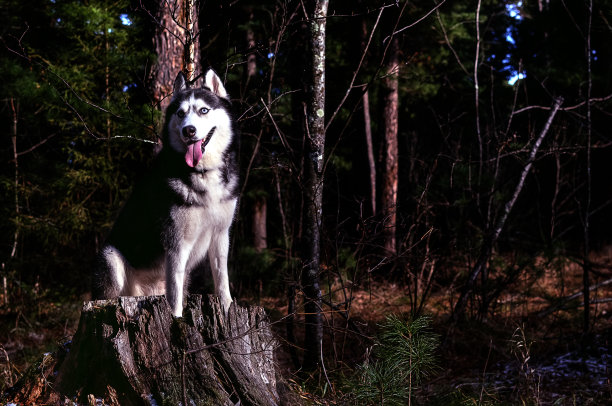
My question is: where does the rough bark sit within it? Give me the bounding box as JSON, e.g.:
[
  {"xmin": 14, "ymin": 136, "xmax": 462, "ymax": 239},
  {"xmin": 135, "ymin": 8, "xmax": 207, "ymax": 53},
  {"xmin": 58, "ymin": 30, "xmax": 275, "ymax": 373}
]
[
  {"xmin": 382, "ymin": 37, "xmax": 400, "ymax": 256},
  {"xmin": 3, "ymin": 295, "xmax": 283, "ymax": 405},
  {"xmin": 183, "ymin": 0, "xmax": 197, "ymax": 81},
  {"xmin": 151, "ymin": 1, "xmax": 184, "ymax": 112},
  {"xmin": 302, "ymin": 0, "xmax": 328, "ymax": 370},
  {"xmin": 150, "ymin": 0, "xmax": 201, "ymax": 112}
]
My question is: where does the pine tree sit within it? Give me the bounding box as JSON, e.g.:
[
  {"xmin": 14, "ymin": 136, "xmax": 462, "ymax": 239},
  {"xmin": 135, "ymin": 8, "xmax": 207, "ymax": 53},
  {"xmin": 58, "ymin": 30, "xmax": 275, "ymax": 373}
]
[
  {"xmin": 347, "ymin": 315, "xmax": 440, "ymax": 405},
  {"xmin": 0, "ymin": 0, "xmax": 154, "ymax": 290}
]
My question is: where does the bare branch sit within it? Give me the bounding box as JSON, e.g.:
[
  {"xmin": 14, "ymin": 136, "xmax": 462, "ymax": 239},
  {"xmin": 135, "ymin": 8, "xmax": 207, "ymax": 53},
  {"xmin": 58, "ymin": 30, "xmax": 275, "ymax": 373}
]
[
  {"xmin": 537, "ymin": 277, "xmax": 612, "ymax": 317},
  {"xmin": 513, "ymin": 93, "xmax": 612, "ymax": 115},
  {"xmin": 435, "ymin": 8, "xmax": 469, "ymax": 77},
  {"xmin": 383, "ymin": 0, "xmax": 448, "ymax": 43},
  {"xmin": 260, "ymin": 97, "xmax": 298, "ymax": 169},
  {"xmin": 16, "ymin": 133, "xmax": 59, "ymax": 157},
  {"xmin": 453, "ymin": 97, "xmax": 564, "ymax": 321},
  {"xmin": 474, "ymin": 0, "xmax": 483, "ymax": 180},
  {"xmin": 493, "ymin": 97, "xmax": 564, "ymax": 243},
  {"xmin": 325, "ymin": 6, "xmax": 383, "ymax": 132}
]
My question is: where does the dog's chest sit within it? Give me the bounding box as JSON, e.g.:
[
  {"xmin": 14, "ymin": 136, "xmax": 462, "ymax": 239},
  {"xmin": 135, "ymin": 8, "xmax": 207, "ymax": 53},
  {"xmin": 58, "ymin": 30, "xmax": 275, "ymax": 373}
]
[
  {"xmin": 167, "ymin": 169, "xmax": 236, "ymax": 238},
  {"xmin": 168, "ymin": 168, "xmax": 232, "ymax": 205},
  {"xmin": 191, "ymin": 169, "xmax": 228, "ymax": 203}
]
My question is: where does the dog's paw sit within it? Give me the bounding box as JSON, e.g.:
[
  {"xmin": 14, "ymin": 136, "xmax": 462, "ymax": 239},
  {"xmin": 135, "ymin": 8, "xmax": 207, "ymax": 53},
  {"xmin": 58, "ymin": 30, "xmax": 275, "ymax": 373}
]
[{"xmin": 220, "ymin": 296, "xmax": 233, "ymax": 314}]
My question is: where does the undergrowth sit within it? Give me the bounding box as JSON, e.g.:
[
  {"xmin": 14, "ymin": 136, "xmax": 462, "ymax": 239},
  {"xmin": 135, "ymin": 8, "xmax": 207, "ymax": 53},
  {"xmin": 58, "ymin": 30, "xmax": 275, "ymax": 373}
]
[{"xmin": 343, "ymin": 314, "xmax": 440, "ymax": 405}]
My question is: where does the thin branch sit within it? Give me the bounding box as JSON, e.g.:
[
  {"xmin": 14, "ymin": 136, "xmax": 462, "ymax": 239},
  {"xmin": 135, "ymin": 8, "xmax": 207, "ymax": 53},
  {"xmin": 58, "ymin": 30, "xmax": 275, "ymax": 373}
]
[
  {"xmin": 324, "ymin": 2, "xmax": 401, "ymax": 19},
  {"xmin": 512, "ymin": 93, "xmax": 612, "ymax": 115},
  {"xmin": 15, "ymin": 133, "xmax": 59, "ymax": 156},
  {"xmin": 491, "ymin": 97, "xmax": 564, "ymax": 243},
  {"xmin": 453, "ymin": 97, "xmax": 564, "ymax": 321},
  {"xmin": 383, "ymin": 0, "xmax": 448, "ymax": 43},
  {"xmin": 237, "ymin": 89, "xmax": 300, "ymax": 122},
  {"xmin": 138, "ymin": 0, "xmax": 188, "ymax": 46},
  {"xmin": 9, "ymin": 98, "xmax": 19, "ymax": 260},
  {"xmin": 325, "ymin": 6, "xmax": 383, "ymax": 133},
  {"xmin": 239, "ymin": 127, "xmax": 263, "ymax": 198},
  {"xmin": 260, "ymin": 98, "xmax": 300, "ymax": 179},
  {"xmin": 474, "ymin": 0, "xmax": 483, "ymax": 182},
  {"xmin": 108, "ymin": 135, "xmax": 159, "ymax": 144},
  {"xmin": 6, "ymin": 42, "xmax": 158, "ymax": 140},
  {"xmin": 560, "ymin": 0, "xmax": 584, "ymax": 37},
  {"xmin": 537, "ymin": 277, "xmax": 612, "ymax": 317},
  {"xmin": 435, "ymin": 8, "xmax": 469, "ymax": 77},
  {"xmin": 53, "ymin": 87, "xmax": 99, "ymax": 138},
  {"xmin": 266, "ymin": 3, "xmax": 298, "ymax": 106},
  {"xmin": 504, "ymin": 60, "xmax": 523, "ymax": 137},
  {"xmin": 261, "ymin": 98, "xmax": 294, "ymax": 158}
]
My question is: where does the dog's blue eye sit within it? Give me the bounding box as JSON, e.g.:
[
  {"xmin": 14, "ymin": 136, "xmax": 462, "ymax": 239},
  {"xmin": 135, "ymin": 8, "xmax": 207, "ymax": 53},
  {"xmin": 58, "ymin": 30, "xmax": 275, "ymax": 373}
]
[
  {"xmin": 199, "ymin": 107, "xmax": 209, "ymax": 114},
  {"xmin": 177, "ymin": 110, "xmax": 185, "ymax": 118}
]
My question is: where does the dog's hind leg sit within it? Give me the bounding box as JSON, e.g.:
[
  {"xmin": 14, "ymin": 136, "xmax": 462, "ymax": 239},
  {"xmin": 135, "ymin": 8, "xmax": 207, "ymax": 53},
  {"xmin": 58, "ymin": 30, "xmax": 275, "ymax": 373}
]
[
  {"xmin": 93, "ymin": 245, "xmax": 127, "ymax": 299},
  {"xmin": 209, "ymin": 230, "xmax": 233, "ymax": 313}
]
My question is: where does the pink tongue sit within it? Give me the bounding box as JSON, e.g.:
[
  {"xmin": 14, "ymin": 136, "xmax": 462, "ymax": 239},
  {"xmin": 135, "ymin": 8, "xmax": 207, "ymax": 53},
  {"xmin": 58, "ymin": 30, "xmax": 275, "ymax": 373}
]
[{"xmin": 185, "ymin": 139, "xmax": 203, "ymax": 167}]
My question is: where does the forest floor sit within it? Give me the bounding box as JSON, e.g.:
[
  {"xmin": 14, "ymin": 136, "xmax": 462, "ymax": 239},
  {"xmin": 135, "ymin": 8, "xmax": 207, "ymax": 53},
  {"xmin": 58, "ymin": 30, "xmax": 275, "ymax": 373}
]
[
  {"xmin": 255, "ymin": 254, "xmax": 612, "ymax": 405},
  {"xmin": 265, "ymin": 283, "xmax": 612, "ymax": 405},
  {"xmin": 0, "ymin": 256, "xmax": 610, "ymax": 405}
]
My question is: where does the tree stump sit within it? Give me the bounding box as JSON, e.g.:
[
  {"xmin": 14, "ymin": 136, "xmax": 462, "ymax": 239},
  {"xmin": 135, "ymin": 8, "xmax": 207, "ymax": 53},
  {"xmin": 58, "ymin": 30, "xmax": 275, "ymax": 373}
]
[{"xmin": 3, "ymin": 295, "xmax": 283, "ymax": 405}]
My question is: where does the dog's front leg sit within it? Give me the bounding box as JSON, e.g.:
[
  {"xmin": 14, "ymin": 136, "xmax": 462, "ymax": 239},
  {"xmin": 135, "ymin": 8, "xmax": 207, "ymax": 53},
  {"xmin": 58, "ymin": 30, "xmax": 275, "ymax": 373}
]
[
  {"xmin": 165, "ymin": 247, "xmax": 190, "ymax": 317},
  {"xmin": 209, "ymin": 230, "xmax": 233, "ymax": 313}
]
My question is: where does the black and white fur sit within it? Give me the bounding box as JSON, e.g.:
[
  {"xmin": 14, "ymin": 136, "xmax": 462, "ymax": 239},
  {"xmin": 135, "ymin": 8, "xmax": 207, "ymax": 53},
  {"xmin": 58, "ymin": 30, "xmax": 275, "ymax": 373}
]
[{"xmin": 93, "ymin": 69, "xmax": 238, "ymax": 317}]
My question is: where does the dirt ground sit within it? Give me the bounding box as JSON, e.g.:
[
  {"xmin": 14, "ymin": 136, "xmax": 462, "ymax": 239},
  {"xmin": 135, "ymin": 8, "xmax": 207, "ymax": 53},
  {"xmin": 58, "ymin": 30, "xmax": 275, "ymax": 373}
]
[{"xmin": 1, "ymin": 254, "xmax": 611, "ymax": 404}]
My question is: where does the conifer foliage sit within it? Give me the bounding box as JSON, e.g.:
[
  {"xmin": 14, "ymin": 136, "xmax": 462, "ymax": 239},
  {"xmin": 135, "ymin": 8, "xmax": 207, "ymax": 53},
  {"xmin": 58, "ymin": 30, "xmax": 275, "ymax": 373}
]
[
  {"xmin": 0, "ymin": 0, "xmax": 154, "ymax": 290},
  {"xmin": 347, "ymin": 315, "xmax": 440, "ymax": 405}
]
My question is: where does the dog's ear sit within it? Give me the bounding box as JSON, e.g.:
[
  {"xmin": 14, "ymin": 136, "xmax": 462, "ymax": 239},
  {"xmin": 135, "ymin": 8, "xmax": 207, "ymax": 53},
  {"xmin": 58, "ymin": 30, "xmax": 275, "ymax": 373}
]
[
  {"xmin": 173, "ymin": 72, "xmax": 189, "ymax": 98},
  {"xmin": 204, "ymin": 69, "xmax": 228, "ymax": 99}
]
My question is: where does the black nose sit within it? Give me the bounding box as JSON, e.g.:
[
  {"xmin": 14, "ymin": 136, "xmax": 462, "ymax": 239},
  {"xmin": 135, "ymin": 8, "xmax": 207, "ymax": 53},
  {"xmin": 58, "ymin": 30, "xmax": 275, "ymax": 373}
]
[{"xmin": 182, "ymin": 125, "xmax": 196, "ymax": 138}]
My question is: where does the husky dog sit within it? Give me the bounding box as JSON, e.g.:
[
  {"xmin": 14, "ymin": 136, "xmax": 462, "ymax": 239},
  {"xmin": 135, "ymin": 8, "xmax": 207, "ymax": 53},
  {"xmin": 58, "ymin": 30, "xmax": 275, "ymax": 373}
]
[{"xmin": 93, "ymin": 69, "xmax": 238, "ymax": 317}]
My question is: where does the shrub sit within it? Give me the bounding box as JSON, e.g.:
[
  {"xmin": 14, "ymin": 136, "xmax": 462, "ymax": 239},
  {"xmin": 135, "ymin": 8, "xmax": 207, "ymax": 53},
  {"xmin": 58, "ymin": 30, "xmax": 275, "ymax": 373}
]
[{"xmin": 346, "ymin": 314, "xmax": 440, "ymax": 405}]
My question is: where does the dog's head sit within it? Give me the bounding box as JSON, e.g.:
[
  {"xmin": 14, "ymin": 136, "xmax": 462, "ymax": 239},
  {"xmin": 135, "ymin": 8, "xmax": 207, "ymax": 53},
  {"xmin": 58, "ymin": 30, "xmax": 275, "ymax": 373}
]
[{"xmin": 165, "ymin": 69, "xmax": 233, "ymax": 169}]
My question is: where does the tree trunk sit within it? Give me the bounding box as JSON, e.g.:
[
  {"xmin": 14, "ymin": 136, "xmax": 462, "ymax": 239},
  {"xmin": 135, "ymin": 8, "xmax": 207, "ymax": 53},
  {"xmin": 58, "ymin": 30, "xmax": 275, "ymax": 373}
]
[
  {"xmin": 453, "ymin": 97, "xmax": 563, "ymax": 321},
  {"xmin": 301, "ymin": 0, "xmax": 328, "ymax": 370},
  {"xmin": 360, "ymin": 18, "xmax": 376, "ymax": 217},
  {"xmin": 4, "ymin": 295, "xmax": 284, "ymax": 405},
  {"xmin": 381, "ymin": 37, "xmax": 400, "ymax": 256},
  {"xmin": 246, "ymin": 14, "xmax": 257, "ymax": 86},
  {"xmin": 363, "ymin": 90, "xmax": 376, "ymax": 216},
  {"xmin": 9, "ymin": 99, "xmax": 19, "ymax": 260},
  {"xmin": 253, "ymin": 196, "xmax": 268, "ymax": 252},
  {"xmin": 245, "ymin": 17, "xmax": 268, "ymax": 253},
  {"xmin": 150, "ymin": 0, "xmax": 201, "ymax": 112},
  {"xmin": 151, "ymin": 1, "xmax": 183, "ymax": 112},
  {"xmin": 582, "ymin": 0, "xmax": 593, "ymax": 336},
  {"xmin": 183, "ymin": 0, "xmax": 197, "ymax": 82},
  {"xmin": 285, "ymin": 6, "xmax": 308, "ymax": 370},
  {"xmin": 5, "ymin": 98, "xmax": 19, "ymax": 307}
]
